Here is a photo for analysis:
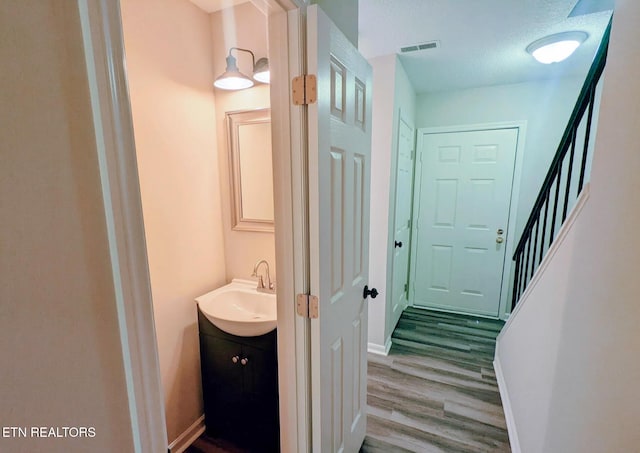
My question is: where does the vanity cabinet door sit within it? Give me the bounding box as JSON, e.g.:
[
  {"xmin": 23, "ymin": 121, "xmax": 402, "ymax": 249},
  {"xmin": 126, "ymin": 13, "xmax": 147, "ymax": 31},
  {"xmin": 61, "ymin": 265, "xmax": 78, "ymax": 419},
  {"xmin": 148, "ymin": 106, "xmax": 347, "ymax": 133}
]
[
  {"xmin": 242, "ymin": 343, "xmax": 277, "ymax": 397},
  {"xmin": 200, "ymin": 334, "xmax": 244, "ymax": 439},
  {"xmin": 239, "ymin": 343, "xmax": 279, "ymax": 451}
]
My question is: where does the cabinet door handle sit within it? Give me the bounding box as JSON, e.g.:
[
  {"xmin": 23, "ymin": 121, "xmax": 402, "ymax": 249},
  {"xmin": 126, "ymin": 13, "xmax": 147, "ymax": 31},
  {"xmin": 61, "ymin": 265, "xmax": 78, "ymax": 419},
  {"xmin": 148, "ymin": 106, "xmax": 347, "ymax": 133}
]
[
  {"xmin": 240, "ymin": 357, "xmax": 249, "ymax": 366},
  {"xmin": 231, "ymin": 355, "xmax": 239, "ymax": 364}
]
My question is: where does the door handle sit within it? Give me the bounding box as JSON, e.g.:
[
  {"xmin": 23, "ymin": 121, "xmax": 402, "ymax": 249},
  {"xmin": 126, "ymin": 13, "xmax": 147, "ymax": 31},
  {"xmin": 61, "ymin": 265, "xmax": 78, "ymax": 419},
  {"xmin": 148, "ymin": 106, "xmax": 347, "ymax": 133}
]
[
  {"xmin": 394, "ymin": 240, "xmax": 403, "ymax": 248},
  {"xmin": 363, "ymin": 285, "xmax": 378, "ymax": 299},
  {"xmin": 496, "ymin": 237, "xmax": 504, "ymax": 244}
]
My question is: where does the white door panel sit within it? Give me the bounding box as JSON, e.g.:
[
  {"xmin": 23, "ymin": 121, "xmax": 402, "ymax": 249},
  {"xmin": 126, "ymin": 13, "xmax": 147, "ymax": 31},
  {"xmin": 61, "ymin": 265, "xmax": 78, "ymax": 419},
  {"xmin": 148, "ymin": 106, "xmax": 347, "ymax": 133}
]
[
  {"xmin": 307, "ymin": 5, "xmax": 372, "ymax": 452},
  {"xmin": 412, "ymin": 128, "xmax": 518, "ymax": 316},
  {"xmin": 391, "ymin": 118, "xmax": 414, "ymax": 318}
]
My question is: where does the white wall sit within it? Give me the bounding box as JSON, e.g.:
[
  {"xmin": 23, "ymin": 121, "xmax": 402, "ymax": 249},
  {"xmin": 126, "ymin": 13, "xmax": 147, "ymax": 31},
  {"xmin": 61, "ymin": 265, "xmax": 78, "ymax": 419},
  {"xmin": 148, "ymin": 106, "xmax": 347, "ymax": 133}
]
[
  {"xmin": 0, "ymin": 2, "xmax": 135, "ymax": 451},
  {"xmin": 121, "ymin": 0, "xmax": 226, "ymax": 442},
  {"xmin": 416, "ymin": 78, "xmax": 585, "ymax": 240},
  {"xmin": 496, "ymin": 197, "xmax": 582, "ymax": 452},
  {"xmin": 210, "ymin": 3, "xmax": 276, "ymax": 282},
  {"xmin": 497, "ymin": 2, "xmax": 640, "ymax": 451},
  {"xmin": 368, "ymin": 55, "xmax": 416, "ymax": 352}
]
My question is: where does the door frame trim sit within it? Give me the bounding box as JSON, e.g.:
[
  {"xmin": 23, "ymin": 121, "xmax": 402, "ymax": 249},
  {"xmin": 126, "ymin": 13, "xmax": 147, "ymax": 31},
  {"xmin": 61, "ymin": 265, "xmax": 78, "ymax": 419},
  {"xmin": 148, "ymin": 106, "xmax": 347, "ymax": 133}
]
[
  {"xmin": 275, "ymin": 6, "xmax": 312, "ymax": 452},
  {"xmin": 412, "ymin": 121, "xmax": 527, "ymax": 319},
  {"xmin": 78, "ymin": 1, "xmax": 168, "ymax": 450}
]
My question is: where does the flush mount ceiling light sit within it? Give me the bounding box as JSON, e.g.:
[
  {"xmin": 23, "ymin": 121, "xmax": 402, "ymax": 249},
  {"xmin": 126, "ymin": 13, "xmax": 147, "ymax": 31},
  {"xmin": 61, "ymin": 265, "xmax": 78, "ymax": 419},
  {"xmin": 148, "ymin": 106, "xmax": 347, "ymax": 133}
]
[
  {"xmin": 213, "ymin": 47, "xmax": 270, "ymax": 90},
  {"xmin": 527, "ymin": 31, "xmax": 588, "ymax": 64}
]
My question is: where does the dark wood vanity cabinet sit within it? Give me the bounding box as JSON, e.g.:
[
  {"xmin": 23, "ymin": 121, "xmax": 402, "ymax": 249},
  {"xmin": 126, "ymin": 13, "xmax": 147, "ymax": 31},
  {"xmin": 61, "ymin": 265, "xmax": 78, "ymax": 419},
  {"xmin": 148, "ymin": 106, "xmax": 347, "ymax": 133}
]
[{"xmin": 198, "ymin": 309, "xmax": 279, "ymax": 452}]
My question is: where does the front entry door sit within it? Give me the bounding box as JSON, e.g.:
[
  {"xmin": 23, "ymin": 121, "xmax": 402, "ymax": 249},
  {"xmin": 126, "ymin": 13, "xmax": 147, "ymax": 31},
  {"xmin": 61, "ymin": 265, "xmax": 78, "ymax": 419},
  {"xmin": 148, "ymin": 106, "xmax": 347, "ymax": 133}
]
[
  {"xmin": 411, "ymin": 128, "xmax": 518, "ymax": 316},
  {"xmin": 307, "ymin": 5, "xmax": 373, "ymax": 453}
]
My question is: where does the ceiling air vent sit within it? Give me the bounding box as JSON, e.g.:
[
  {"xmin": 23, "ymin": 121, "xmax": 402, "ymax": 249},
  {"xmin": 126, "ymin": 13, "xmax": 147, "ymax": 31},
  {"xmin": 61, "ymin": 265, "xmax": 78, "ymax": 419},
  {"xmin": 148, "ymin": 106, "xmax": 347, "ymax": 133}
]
[{"xmin": 400, "ymin": 40, "xmax": 439, "ymax": 54}]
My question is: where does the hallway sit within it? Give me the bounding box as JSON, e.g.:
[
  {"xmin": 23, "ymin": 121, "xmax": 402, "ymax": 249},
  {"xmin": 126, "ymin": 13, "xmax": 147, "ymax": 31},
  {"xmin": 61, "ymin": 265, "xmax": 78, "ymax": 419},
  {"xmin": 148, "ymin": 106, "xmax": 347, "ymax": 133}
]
[{"xmin": 361, "ymin": 308, "xmax": 510, "ymax": 452}]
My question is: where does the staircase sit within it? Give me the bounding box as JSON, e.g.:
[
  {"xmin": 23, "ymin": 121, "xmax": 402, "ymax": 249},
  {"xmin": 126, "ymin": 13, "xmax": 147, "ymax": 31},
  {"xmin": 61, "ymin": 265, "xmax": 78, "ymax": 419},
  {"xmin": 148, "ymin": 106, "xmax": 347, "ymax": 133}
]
[{"xmin": 510, "ymin": 19, "xmax": 612, "ymax": 310}]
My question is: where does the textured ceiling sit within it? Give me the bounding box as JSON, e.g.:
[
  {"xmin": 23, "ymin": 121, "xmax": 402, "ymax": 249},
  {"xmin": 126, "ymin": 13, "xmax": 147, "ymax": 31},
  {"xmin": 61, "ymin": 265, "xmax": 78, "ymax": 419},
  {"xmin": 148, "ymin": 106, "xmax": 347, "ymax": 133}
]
[{"xmin": 358, "ymin": 0, "xmax": 613, "ymax": 93}]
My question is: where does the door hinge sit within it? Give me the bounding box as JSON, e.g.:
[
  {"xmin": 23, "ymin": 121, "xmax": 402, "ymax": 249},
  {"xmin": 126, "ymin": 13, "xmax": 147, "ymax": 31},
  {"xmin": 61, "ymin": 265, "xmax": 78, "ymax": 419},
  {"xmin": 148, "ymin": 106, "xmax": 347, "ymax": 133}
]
[
  {"xmin": 410, "ymin": 149, "xmax": 415, "ymax": 160},
  {"xmin": 407, "ymin": 219, "xmax": 412, "ymax": 229},
  {"xmin": 404, "ymin": 283, "xmax": 408, "ymax": 293},
  {"xmin": 292, "ymin": 74, "xmax": 317, "ymax": 105},
  {"xmin": 296, "ymin": 293, "xmax": 319, "ymax": 319}
]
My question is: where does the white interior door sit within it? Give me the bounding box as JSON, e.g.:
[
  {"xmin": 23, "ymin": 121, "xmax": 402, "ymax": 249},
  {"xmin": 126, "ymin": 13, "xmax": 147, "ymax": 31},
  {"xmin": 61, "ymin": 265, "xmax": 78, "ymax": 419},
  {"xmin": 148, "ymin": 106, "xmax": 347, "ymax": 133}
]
[
  {"xmin": 390, "ymin": 118, "xmax": 414, "ymax": 319},
  {"xmin": 411, "ymin": 128, "xmax": 518, "ymax": 317},
  {"xmin": 307, "ymin": 5, "xmax": 373, "ymax": 452}
]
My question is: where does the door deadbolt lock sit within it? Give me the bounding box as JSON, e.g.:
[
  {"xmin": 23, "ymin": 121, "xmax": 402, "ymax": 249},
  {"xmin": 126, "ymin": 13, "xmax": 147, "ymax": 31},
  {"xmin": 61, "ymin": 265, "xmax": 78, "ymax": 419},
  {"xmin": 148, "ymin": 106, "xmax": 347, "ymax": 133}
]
[{"xmin": 497, "ymin": 228, "xmax": 504, "ymax": 235}]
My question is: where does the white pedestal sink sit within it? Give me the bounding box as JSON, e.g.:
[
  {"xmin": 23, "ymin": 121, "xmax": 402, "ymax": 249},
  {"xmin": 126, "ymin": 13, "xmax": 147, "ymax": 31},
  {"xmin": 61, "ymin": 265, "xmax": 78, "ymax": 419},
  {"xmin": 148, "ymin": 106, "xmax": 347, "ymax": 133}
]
[{"xmin": 196, "ymin": 279, "xmax": 276, "ymax": 337}]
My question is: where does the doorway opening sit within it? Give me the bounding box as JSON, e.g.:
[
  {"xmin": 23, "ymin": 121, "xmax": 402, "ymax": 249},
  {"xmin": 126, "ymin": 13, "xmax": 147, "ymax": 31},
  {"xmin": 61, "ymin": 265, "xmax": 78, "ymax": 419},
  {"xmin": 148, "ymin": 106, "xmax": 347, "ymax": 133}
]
[{"xmin": 82, "ymin": 0, "xmax": 305, "ymax": 451}]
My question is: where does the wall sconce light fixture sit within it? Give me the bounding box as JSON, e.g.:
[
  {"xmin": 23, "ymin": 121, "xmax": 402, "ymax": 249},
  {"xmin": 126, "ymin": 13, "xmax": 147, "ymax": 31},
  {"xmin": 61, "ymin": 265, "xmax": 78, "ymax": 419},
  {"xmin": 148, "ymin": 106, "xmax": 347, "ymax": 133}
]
[
  {"xmin": 527, "ymin": 31, "xmax": 588, "ymax": 64},
  {"xmin": 214, "ymin": 47, "xmax": 270, "ymax": 90}
]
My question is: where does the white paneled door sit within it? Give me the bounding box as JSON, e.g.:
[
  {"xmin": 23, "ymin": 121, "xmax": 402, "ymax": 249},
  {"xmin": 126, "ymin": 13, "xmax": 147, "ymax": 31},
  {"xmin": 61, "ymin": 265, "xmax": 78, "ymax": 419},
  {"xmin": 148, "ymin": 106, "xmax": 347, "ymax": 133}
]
[
  {"xmin": 307, "ymin": 5, "xmax": 373, "ymax": 453},
  {"xmin": 391, "ymin": 118, "xmax": 414, "ymax": 319},
  {"xmin": 412, "ymin": 128, "xmax": 518, "ymax": 316}
]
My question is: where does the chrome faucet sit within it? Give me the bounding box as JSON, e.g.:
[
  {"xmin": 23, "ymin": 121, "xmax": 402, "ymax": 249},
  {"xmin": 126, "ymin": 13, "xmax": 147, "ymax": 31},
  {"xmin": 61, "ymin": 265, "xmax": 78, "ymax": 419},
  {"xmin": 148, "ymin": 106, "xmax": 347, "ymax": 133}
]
[{"xmin": 252, "ymin": 259, "xmax": 275, "ymax": 293}]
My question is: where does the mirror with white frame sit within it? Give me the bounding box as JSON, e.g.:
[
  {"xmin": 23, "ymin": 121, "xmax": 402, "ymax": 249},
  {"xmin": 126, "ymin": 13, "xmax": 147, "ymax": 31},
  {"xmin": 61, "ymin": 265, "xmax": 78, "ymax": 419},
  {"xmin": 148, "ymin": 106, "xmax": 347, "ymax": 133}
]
[{"xmin": 226, "ymin": 108, "xmax": 274, "ymax": 232}]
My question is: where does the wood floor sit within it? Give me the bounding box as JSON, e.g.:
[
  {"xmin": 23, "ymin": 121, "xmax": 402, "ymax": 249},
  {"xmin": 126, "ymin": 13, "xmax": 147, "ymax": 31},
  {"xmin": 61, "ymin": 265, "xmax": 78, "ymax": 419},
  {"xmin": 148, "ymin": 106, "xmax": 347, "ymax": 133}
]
[
  {"xmin": 187, "ymin": 308, "xmax": 509, "ymax": 453},
  {"xmin": 360, "ymin": 307, "xmax": 510, "ymax": 452}
]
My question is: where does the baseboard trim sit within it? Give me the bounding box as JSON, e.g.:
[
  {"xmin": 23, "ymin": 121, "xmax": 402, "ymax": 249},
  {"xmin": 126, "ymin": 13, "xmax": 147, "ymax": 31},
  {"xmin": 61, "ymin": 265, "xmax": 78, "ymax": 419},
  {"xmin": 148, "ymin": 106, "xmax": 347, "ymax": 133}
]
[
  {"xmin": 494, "ymin": 355, "xmax": 521, "ymax": 453},
  {"xmin": 168, "ymin": 415, "xmax": 205, "ymax": 453},
  {"xmin": 368, "ymin": 337, "xmax": 392, "ymax": 356}
]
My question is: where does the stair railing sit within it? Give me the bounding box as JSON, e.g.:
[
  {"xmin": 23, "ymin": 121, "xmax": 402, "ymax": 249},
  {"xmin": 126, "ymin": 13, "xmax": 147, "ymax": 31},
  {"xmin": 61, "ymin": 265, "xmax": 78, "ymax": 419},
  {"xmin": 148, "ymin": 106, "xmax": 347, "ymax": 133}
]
[{"xmin": 511, "ymin": 20, "xmax": 612, "ymax": 310}]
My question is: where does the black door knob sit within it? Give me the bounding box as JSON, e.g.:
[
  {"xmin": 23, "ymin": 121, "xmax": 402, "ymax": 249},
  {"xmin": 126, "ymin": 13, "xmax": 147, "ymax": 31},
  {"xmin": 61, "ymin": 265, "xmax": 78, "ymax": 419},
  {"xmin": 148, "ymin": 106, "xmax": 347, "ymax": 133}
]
[
  {"xmin": 394, "ymin": 240, "xmax": 403, "ymax": 248},
  {"xmin": 363, "ymin": 285, "xmax": 378, "ymax": 299}
]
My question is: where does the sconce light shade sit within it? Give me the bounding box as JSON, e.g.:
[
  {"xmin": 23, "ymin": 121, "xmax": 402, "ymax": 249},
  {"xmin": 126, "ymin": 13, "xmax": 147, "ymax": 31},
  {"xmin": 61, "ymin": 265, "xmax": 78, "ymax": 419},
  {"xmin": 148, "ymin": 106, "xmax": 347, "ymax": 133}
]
[
  {"xmin": 213, "ymin": 48, "xmax": 270, "ymax": 90},
  {"xmin": 214, "ymin": 54, "xmax": 254, "ymax": 90},
  {"xmin": 253, "ymin": 57, "xmax": 270, "ymax": 84},
  {"xmin": 527, "ymin": 31, "xmax": 588, "ymax": 64}
]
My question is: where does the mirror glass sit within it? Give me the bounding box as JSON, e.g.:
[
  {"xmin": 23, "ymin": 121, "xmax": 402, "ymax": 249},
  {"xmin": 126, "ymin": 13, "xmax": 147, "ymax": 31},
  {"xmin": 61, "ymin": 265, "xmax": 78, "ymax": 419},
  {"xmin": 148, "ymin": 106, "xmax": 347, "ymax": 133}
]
[{"xmin": 226, "ymin": 108, "xmax": 274, "ymax": 232}]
